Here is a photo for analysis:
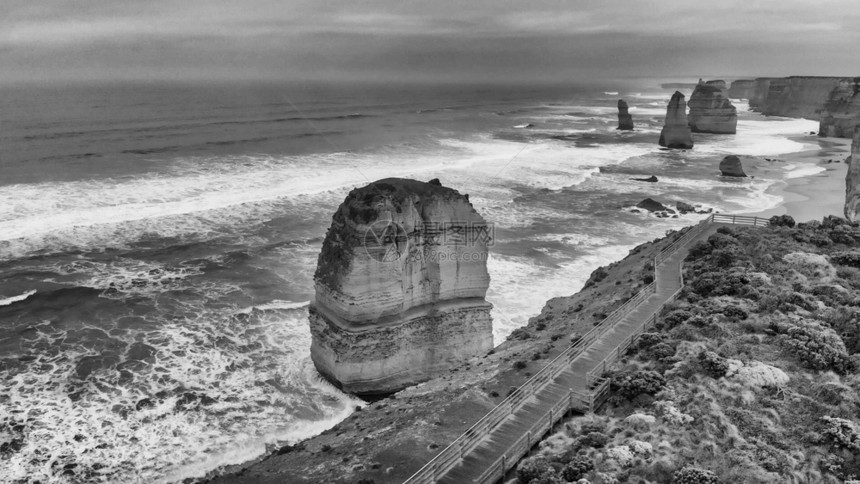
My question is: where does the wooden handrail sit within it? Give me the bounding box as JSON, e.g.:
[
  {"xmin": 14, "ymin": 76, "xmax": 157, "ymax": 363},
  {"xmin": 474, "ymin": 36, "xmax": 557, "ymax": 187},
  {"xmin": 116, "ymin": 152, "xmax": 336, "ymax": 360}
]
[{"xmin": 401, "ymin": 214, "xmax": 766, "ymax": 484}]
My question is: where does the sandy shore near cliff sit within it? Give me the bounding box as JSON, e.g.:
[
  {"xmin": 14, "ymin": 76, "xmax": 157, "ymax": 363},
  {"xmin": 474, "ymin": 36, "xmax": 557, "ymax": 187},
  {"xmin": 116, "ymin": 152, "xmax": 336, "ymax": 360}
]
[{"xmin": 743, "ymin": 134, "xmax": 852, "ymax": 222}]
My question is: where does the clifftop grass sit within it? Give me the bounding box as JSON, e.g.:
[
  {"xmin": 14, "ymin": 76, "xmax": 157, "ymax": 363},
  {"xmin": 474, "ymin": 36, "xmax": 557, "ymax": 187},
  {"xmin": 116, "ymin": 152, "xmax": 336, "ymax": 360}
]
[{"xmin": 518, "ymin": 216, "xmax": 860, "ymax": 484}]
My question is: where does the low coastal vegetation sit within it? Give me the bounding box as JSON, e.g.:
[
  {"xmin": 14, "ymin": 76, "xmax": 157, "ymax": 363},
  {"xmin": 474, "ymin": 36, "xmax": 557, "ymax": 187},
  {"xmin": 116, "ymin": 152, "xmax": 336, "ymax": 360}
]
[{"xmin": 517, "ymin": 216, "xmax": 860, "ymax": 483}]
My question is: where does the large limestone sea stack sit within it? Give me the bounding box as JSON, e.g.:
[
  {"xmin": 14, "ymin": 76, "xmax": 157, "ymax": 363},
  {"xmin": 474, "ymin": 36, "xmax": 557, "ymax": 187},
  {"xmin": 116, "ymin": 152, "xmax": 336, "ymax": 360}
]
[
  {"xmin": 846, "ymin": 128, "xmax": 860, "ymax": 222},
  {"xmin": 659, "ymin": 91, "xmax": 694, "ymax": 149},
  {"xmin": 309, "ymin": 178, "xmax": 494, "ymax": 397},
  {"xmin": 688, "ymin": 80, "xmax": 738, "ymax": 134}
]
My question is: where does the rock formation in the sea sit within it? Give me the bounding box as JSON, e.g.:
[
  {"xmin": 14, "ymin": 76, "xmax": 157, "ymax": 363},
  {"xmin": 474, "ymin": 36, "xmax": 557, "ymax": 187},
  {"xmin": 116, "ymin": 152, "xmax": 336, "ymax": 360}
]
[
  {"xmin": 658, "ymin": 91, "xmax": 694, "ymax": 149},
  {"xmin": 687, "ymin": 80, "xmax": 738, "ymax": 134},
  {"xmin": 750, "ymin": 76, "xmax": 846, "ymax": 120},
  {"xmin": 719, "ymin": 155, "xmax": 747, "ymax": 177},
  {"xmin": 632, "ymin": 175, "xmax": 658, "ymax": 183},
  {"xmin": 617, "ymin": 99, "xmax": 634, "ymax": 130},
  {"xmin": 820, "ymin": 78, "xmax": 860, "ymax": 138},
  {"xmin": 637, "ymin": 198, "xmax": 670, "ymax": 212},
  {"xmin": 729, "ymin": 79, "xmax": 756, "ymax": 99},
  {"xmin": 676, "ymin": 201, "xmax": 696, "ymax": 213},
  {"xmin": 309, "ymin": 178, "xmax": 494, "ymax": 397},
  {"xmin": 846, "ymin": 128, "xmax": 860, "ymax": 222}
]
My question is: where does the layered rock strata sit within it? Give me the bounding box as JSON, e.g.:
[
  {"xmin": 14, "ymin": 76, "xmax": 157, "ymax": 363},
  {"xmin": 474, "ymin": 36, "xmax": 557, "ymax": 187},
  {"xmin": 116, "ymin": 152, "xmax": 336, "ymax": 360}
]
[
  {"xmin": 617, "ymin": 99, "xmax": 633, "ymax": 130},
  {"xmin": 688, "ymin": 81, "xmax": 738, "ymax": 134},
  {"xmin": 728, "ymin": 80, "xmax": 756, "ymax": 99},
  {"xmin": 846, "ymin": 128, "xmax": 860, "ymax": 222},
  {"xmin": 719, "ymin": 155, "xmax": 747, "ymax": 177},
  {"xmin": 309, "ymin": 178, "xmax": 493, "ymax": 397},
  {"xmin": 658, "ymin": 91, "xmax": 694, "ymax": 149},
  {"xmin": 749, "ymin": 76, "xmax": 845, "ymax": 120},
  {"xmin": 748, "ymin": 78, "xmax": 775, "ymax": 110},
  {"xmin": 820, "ymin": 78, "xmax": 860, "ymax": 138}
]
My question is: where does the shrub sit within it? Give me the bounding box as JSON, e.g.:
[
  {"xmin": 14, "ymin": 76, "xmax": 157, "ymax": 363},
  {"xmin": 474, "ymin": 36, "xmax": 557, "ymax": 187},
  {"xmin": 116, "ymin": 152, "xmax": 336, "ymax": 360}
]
[
  {"xmin": 832, "ymin": 251, "xmax": 860, "ymax": 268},
  {"xmin": 772, "ymin": 320, "xmax": 855, "ymax": 374},
  {"xmin": 698, "ymin": 350, "xmax": 730, "ymax": 378},
  {"xmin": 712, "ymin": 247, "xmax": 740, "ymax": 268},
  {"xmin": 649, "ymin": 342, "xmax": 677, "ymax": 360},
  {"xmin": 578, "ymin": 432, "xmax": 608, "ymax": 448},
  {"xmin": 517, "ymin": 456, "xmax": 556, "ymax": 484},
  {"xmin": 830, "ymin": 230, "xmax": 856, "ymax": 245},
  {"xmin": 509, "ymin": 328, "xmax": 531, "ymax": 341},
  {"xmin": 513, "ymin": 360, "xmax": 528, "ymax": 370},
  {"xmin": 672, "ymin": 466, "xmax": 719, "ymax": 484},
  {"xmin": 612, "ymin": 370, "xmax": 665, "ymax": 399},
  {"xmin": 579, "ymin": 419, "xmax": 607, "ymax": 434},
  {"xmin": 662, "ymin": 309, "xmax": 694, "ymax": 329},
  {"xmin": 637, "ymin": 332, "xmax": 665, "ymax": 349},
  {"xmin": 707, "ymin": 232, "xmax": 740, "ymax": 249},
  {"xmin": 821, "ymin": 416, "xmax": 860, "ymax": 453},
  {"xmin": 769, "ymin": 215, "xmax": 796, "ymax": 228},
  {"xmin": 722, "ymin": 305, "xmax": 748, "ymax": 321},
  {"xmin": 690, "ymin": 270, "xmax": 750, "ymax": 298},
  {"xmin": 561, "ymin": 456, "xmax": 594, "ymax": 481},
  {"xmin": 688, "ymin": 240, "xmax": 713, "ymax": 259},
  {"xmin": 584, "ymin": 267, "xmax": 609, "ymax": 288}
]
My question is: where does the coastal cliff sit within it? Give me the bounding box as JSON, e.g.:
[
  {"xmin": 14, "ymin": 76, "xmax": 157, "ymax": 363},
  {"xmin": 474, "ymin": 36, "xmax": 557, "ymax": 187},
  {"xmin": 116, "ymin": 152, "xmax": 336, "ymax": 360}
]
[
  {"xmin": 309, "ymin": 178, "xmax": 493, "ymax": 397},
  {"xmin": 659, "ymin": 91, "xmax": 694, "ymax": 149},
  {"xmin": 846, "ymin": 128, "xmax": 860, "ymax": 222},
  {"xmin": 728, "ymin": 79, "xmax": 755, "ymax": 99},
  {"xmin": 617, "ymin": 99, "xmax": 633, "ymax": 130},
  {"xmin": 820, "ymin": 77, "xmax": 860, "ymax": 138},
  {"xmin": 749, "ymin": 76, "xmax": 845, "ymax": 120},
  {"xmin": 687, "ymin": 81, "xmax": 737, "ymax": 134}
]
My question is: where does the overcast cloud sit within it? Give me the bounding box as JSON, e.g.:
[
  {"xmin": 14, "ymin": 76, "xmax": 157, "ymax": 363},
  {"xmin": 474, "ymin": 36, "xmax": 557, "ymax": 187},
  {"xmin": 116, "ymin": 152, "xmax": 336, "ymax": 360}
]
[{"xmin": 1, "ymin": 0, "xmax": 857, "ymax": 84}]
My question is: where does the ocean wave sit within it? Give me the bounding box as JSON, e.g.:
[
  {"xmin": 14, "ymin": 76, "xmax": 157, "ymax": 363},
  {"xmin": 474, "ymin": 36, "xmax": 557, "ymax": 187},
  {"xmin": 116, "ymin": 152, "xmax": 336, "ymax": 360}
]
[
  {"xmin": 0, "ymin": 289, "xmax": 36, "ymax": 306},
  {"xmin": 783, "ymin": 165, "xmax": 827, "ymax": 179},
  {"xmin": 0, "ymin": 299, "xmax": 362, "ymax": 484}
]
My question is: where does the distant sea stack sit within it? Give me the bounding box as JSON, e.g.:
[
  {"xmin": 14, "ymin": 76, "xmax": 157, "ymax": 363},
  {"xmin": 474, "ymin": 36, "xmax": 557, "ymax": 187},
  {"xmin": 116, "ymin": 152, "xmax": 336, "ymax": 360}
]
[
  {"xmin": 719, "ymin": 155, "xmax": 747, "ymax": 177},
  {"xmin": 658, "ymin": 91, "xmax": 694, "ymax": 149},
  {"xmin": 846, "ymin": 128, "xmax": 860, "ymax": 222},
  {"xmin": 688, "ymin": 80, "xmax": 738, "ymax": 134},
  {"xmin": 617, "ymin": 99, "xmax": 634, "ymax": 130},
  {"xmin": 820, "ymin": 77, "xmax": 860, "ymax": 138},
  {"xmin": 728, "ymin": 79, "xmax": 756, "ymax": 99},
  {"xmin": 309, "ymin": 178, "xmax": 493, "ymax": 397}
]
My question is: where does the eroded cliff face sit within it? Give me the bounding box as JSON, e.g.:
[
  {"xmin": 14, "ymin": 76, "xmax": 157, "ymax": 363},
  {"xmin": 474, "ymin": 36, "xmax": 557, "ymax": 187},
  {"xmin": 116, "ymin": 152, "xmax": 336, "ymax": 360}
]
[
  {"xmin": 659, "ymin": 91, "xmax": 693, "ymax": 149},
  {"xmin": 688, "ymin": 81, "xmax": 737, "ymax": 134},
  {"xmin": 617, "ymin": 99, "xmax": 633, "ymax": 130},
  {"xmin": 820, "ymin": 78, "xmax": 860, "ymax": 138},
  {"xmin": 310, "ymin": 178, "xmax": 493, "ymax": 397},
  {"xmin": 846, "ymin": 128, "xmax": 860, "ymax": 222},
  {"xmin": 749, "ymin": 76, "xmax": 846, "ymax": 120},
  {"xmin": 728, "ymin": 79, "xmax": 755, "ymax": 100}
]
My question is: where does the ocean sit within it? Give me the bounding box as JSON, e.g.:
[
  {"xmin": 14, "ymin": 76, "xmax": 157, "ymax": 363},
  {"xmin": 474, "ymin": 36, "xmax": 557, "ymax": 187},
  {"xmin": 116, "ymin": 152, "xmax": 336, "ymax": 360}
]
[{"xmin": 0, "ymin": 80, "xmax": 819, "ymax": 483}]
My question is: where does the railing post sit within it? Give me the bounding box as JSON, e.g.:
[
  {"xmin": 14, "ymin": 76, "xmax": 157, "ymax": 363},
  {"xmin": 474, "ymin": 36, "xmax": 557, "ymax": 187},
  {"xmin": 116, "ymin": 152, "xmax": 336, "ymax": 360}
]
[{"xmin": 502, "ymin": 455, "xmax": 506, "ymax": 476}]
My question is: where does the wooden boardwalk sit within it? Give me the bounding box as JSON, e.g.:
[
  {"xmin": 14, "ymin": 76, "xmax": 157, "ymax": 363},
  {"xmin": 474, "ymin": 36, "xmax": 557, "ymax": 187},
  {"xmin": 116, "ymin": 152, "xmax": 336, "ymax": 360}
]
[{"xmin": 433, "ymin": 223, "xmax": 722, "ymax": 484}]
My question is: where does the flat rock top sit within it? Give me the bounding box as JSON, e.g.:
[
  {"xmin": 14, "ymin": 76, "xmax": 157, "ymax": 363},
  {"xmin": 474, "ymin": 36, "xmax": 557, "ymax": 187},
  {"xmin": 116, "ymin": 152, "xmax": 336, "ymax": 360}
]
[{"xmin": 349, "ymin": 178, "xmax": 461, "ymax": 203}]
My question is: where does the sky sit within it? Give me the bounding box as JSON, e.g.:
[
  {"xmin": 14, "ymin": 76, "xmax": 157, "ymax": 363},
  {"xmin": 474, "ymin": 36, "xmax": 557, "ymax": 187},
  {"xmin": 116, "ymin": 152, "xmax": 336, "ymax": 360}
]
[{"xmin": 1, "ymin": 0, "xmax": 858, "ymax": 84}]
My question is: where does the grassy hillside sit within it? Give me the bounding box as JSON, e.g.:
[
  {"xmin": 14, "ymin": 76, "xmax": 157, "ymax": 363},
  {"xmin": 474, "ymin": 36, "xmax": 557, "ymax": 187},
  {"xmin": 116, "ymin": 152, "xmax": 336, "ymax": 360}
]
[{"xmin": 517, "ymin": 216, "xmax": 860, "ymax": 484}]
